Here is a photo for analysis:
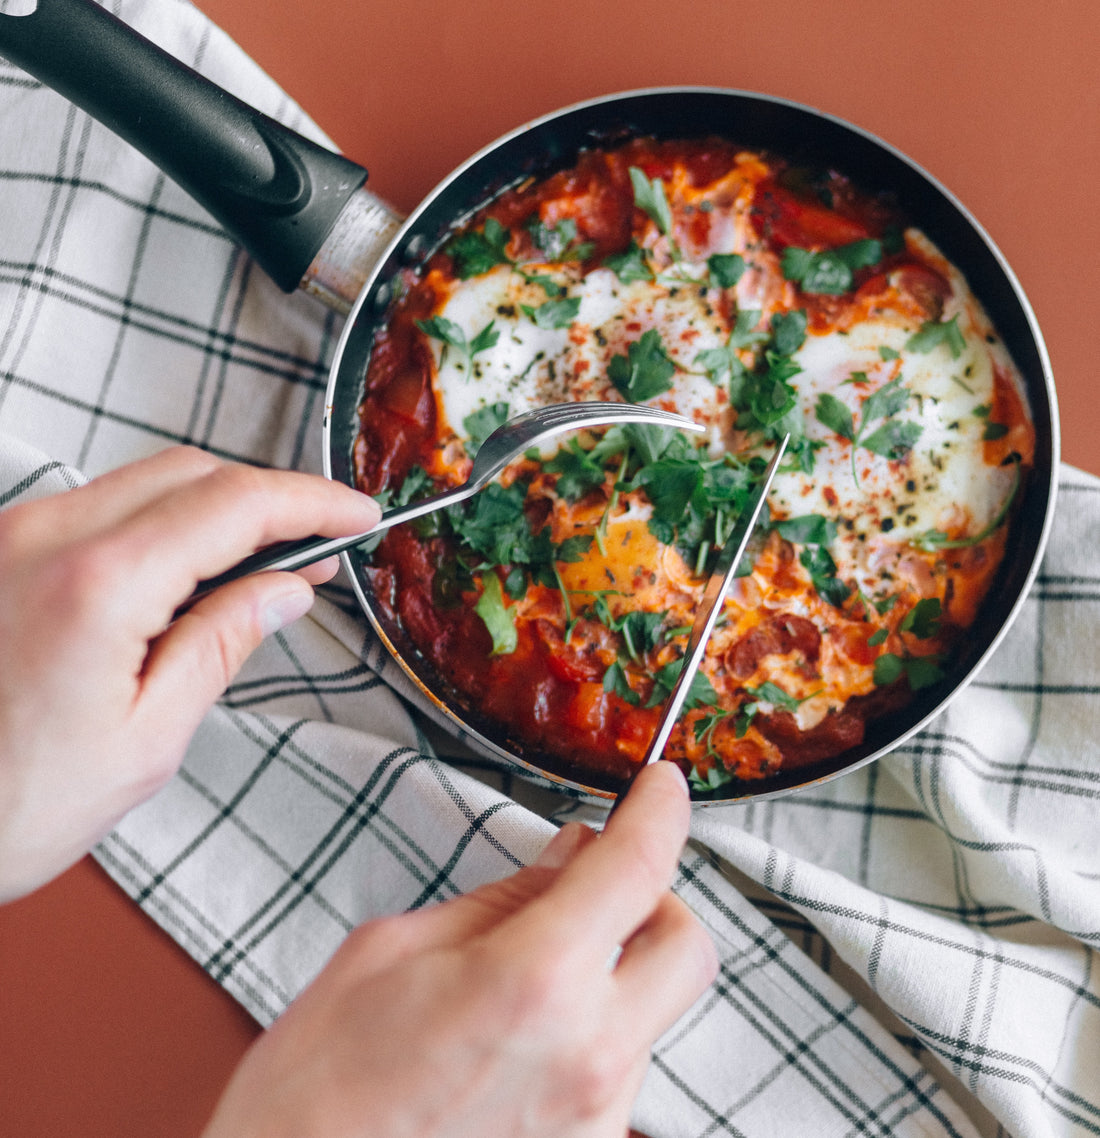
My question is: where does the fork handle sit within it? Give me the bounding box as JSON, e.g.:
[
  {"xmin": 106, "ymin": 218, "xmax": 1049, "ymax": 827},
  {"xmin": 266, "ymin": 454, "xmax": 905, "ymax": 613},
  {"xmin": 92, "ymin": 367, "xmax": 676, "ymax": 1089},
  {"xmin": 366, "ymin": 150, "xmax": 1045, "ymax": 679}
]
[{"xmin": 182, "ymin": 483, "xmax": 474, "ymax": 610}]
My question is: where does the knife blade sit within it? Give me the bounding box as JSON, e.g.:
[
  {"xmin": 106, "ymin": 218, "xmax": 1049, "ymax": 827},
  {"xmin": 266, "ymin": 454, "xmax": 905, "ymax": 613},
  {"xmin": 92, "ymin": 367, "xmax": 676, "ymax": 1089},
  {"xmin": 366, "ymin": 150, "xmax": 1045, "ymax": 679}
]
[{"xmin": 608, "ymin": 433, "xmax": 790, "ymax": 813}]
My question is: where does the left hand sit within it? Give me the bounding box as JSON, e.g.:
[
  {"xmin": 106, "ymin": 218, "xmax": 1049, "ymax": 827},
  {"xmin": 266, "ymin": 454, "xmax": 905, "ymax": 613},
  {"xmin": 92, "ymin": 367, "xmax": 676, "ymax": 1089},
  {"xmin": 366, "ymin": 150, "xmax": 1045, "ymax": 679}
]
[
  {"xmin": 0, "ymin": 446, "xmax": 381, "ymax": 901},
  {"xmin": 202, "ymin": 761, "xmax": 717, "ymax": 1138}
]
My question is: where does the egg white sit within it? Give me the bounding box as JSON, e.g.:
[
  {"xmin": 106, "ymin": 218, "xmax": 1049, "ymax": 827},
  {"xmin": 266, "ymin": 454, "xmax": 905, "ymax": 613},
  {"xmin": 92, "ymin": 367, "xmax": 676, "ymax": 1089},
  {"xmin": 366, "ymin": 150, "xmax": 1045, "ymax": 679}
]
[{"xmin": 426, "ymin": 242, "xmax": 1023, "ymax": 593}]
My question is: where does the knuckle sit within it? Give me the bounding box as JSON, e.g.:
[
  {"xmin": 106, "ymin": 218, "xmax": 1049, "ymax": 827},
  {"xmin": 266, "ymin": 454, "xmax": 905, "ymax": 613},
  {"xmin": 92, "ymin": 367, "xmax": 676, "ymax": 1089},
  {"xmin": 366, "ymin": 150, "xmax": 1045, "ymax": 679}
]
[
  {"xmin": 619, "ymin": 827, "xmax": 675, "ymax": 902},
  {"xmin": 568, "ymin": 1046, "xmax": 634, "ymax": 1121},
  {"xmin": 342, "ymin": 914, "xmax": 410, "ymax": 964},
  {"xmin": 480, "ymin": 946, "xmax": 575, "ymax": 1039},
  {"xmin": 48, "ymin": 538, "xmax": 127, "ymax": 621},
  {"xmin": 206, "ymin": 459, "xmax": 269, "ymax": 504},
  {"xmin": 519, "ymin": 954, "xmax": 574, "ymax": 1026},
  {"xmin": 161, "ymin": 444, "xmax": 223, "ymax": 478}
]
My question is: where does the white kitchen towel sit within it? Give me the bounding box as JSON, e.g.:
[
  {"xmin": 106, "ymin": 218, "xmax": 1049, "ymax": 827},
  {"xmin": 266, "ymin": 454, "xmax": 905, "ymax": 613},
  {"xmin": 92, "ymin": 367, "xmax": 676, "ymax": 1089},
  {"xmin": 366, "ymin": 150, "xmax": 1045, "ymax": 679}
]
[{"xmin": 0, "ymin": 3, "xmax": 1095, "ymax": 1136}]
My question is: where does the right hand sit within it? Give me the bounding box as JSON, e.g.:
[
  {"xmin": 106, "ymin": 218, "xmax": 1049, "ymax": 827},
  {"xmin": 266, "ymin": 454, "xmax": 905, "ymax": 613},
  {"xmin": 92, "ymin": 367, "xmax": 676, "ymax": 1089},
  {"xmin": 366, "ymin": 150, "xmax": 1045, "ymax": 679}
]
[{"xmin": 203, "ymin": 761, "xmax": 717, "ymax": 1138}]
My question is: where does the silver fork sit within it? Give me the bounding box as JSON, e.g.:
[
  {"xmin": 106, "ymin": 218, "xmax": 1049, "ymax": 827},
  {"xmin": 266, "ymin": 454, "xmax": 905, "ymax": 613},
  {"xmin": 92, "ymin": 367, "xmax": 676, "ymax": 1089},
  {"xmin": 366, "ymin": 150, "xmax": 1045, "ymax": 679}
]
[{"xmin": 189, "ymin": 401, "xmax": 703, "ymax": 601}]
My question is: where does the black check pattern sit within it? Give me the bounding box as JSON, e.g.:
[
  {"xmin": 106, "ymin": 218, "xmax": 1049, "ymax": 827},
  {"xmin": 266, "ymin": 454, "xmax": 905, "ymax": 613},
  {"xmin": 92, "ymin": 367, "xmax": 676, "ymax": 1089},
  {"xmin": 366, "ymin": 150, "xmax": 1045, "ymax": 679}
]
[{"xmin": 1, "ymin": 4, "xmax": 1096, "ymax": 1135}]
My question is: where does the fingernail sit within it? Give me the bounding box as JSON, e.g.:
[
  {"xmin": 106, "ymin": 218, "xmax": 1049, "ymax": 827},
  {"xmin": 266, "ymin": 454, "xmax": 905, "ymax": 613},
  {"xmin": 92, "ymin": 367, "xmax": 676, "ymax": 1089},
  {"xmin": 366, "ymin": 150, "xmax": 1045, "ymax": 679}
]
[
  {"xmin": 666, "ymin": 759, "xmax": 690, "ymax": 796},
  {"xmin": 645, "ymin": 758, "xmax": 689, "ymax": 797},
  {"xmin": 260, "ymin": 585, "xmax": 315, "ymax": 637},
  {"xmin": 533, "ymin": 823, "xmax": 587, "ymax": 869}
]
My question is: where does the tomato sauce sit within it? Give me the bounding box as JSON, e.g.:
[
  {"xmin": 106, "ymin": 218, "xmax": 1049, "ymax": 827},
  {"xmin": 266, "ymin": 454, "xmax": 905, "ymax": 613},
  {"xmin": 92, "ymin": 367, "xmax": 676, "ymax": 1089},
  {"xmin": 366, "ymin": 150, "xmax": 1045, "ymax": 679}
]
[{"xmin": 353, "ymin": 136, "xmax": 1033, "ymax": 791}]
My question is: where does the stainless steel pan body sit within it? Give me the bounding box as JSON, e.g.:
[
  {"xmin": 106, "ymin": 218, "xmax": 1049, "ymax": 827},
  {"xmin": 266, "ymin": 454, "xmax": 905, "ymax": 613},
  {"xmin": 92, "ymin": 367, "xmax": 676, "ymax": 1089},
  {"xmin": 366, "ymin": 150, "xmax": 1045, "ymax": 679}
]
[{"xmin": 0, "ymin": 4, "xmax": 1059, "ymax": 801}]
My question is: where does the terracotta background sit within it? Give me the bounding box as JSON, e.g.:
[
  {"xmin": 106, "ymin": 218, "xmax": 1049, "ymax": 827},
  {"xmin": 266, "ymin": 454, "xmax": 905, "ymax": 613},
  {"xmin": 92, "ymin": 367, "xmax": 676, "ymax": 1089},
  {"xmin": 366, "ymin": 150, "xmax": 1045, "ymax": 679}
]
[{"xmin": 1, "ymin": 1, "xmax": 1097, "ymax": 1134}]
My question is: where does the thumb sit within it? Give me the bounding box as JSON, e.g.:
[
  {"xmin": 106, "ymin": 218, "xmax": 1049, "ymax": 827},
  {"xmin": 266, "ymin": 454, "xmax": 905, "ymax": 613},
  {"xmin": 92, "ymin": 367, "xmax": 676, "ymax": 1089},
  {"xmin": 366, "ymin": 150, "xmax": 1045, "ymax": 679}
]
[{"xmin": 137, "ymin": 572, "xmax": 315, "ymax": 738}]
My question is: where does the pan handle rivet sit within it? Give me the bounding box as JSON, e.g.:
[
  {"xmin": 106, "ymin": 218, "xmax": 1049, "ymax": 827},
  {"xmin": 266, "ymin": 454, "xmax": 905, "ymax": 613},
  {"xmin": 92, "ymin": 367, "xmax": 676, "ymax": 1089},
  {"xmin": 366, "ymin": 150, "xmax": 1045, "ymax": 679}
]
[
  {"xmin": 370, "ymin": 282, "xmax": 392, "ymax": 315},
  {"xmin": 401, "ymin": 234, "xmax": 429, "ymax": 265}
]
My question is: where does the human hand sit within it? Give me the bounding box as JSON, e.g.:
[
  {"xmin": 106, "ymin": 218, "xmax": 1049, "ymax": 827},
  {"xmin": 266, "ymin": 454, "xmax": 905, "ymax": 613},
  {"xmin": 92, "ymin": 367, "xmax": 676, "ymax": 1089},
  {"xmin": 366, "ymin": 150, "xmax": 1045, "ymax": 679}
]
[
  {"xmin": 0, "ymin": 447, "xmax": 380, "ymax": 901},
  {"xmin": 203, "ymin": 760, "xmax": 717, "ymax": 1138}
]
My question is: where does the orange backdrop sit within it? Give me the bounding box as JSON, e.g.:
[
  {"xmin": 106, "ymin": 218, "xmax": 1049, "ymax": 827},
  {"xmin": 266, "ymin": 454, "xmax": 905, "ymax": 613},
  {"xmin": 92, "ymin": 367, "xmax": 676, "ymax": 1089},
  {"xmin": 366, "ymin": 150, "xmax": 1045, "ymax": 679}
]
[{"xmin": 0, "ymin": 2, "xmax": 1096, "ymax": 1135}]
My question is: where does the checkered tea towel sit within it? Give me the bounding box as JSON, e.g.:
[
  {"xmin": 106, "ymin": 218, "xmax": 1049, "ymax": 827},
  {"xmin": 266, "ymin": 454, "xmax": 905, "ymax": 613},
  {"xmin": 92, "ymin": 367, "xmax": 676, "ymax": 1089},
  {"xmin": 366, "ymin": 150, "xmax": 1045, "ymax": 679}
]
[{"xmin": 0, "ymin": 3, "xmax": 1096, "ymax": 1135}]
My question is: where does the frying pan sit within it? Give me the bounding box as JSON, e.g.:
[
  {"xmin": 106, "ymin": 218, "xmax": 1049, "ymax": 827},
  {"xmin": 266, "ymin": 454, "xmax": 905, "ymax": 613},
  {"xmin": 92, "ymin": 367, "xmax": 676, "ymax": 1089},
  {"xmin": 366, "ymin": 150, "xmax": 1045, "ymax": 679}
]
[{"xmin": 0, "ymin": 0, "xmax": 1059, "ymax": 802}]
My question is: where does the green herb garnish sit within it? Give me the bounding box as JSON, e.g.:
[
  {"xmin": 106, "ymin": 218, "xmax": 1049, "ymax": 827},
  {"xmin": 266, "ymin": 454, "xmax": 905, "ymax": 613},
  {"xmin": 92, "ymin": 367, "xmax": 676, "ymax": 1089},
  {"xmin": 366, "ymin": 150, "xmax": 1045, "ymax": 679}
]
[
  {"xmin": 415, "ymin": 315, "xmax": 499, "ymax": 376},
  {"xmin": 463, "ymin": 402, "xmax": 510, "ymax": 458},
  {"xmin": 475, "ymin": 571, "xmax": 518, "ymax": 655},
  {"xmin": 608, "ymin": 328, "xmax": 676, "ymax": 402},
  {"xmin": 905, "ymin": 315, "xmax": 967, "ymax": 360},
  {"xmin": 522, "ymin": 295, "xmax": 582, "ymax": 330},
  {"xmin": 628, "ymin": 166, "xmax": 674, "ymax": 238},
  {"xmin": 815, "ymin": 375, "xmax": 923, "ymax": 484},
  {"xmin": 446, "ymin": 217, "xmax": 512, "ymax": 278},
  {"xmin": 525, "ymin": 216, "xmax": 594, "ymax": 263},
  {"xmin": 707, "ymin": 253, "xmax": 746, "ymax": 288},
  {"xmin": 781, "ymin": 238, "xmax": 883, "ymax": 295}
]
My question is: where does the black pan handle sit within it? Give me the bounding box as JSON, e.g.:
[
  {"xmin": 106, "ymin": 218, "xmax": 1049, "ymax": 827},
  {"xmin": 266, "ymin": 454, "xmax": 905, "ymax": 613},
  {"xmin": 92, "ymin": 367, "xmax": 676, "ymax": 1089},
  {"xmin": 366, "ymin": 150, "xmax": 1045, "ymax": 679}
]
[{"xmin": 0, "ymin": 0, "xmax": 369, "ymax": 292}]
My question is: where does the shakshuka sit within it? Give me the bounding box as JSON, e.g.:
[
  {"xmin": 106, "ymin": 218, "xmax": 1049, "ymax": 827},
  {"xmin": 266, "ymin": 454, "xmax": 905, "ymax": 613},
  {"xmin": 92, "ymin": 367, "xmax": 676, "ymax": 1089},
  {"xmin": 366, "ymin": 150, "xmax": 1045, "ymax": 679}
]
[{"xmin": 353, "ymin": 137, "xmax": 1034, "ymax": 791}]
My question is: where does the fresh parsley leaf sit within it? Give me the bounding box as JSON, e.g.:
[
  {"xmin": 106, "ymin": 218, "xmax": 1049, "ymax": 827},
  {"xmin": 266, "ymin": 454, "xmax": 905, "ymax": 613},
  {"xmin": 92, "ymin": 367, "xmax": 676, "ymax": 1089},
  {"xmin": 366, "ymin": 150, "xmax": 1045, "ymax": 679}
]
[
  {"xmin": 414, "ymin": 314, "xmax": 465, "ymax": 352},
  {"xmin": 905, "ymin": 655, "xmax": 946, "ymax": 690},
  {"xmin": 695, "ymin": 344, "xmax": 744, "ymax": 385},
  {"xmin": 445, "ymin": 481, "xmax": 533, "ymax": 568},
  {"xmin": 554, "ymin": 533, "xmax": 594, "ymax": 563},
  {"xmin": 774, "ymin": 513, "xmax": 837, "ymax": 545},
  {"xmin": 628, "ymin": 166, "xmax": 673, "ymax": 237},
  {"xmin": 694, "ymin": 309, "xmax": 767, "ymax": 386},
  {"xmin": 603, "ymin": 659, "xmax": 641, "ymax": 706},
  {"xmin": 416, "ymin": 315, "xmax": 498, "ymax": 371},
  {"xmin": 517, "ymin": 270, "xmax": 563, "ymax": 296},
  {"xmin": 815, "ymin": 392, "xmax": 855, "ymax": 442},
  {"xmin": 688, "ymin": 762, "xmax": 736, "ymax": 792},
  {"xmin": 800, "ymin": 544, "xmax": 851, "ymax": 607},
  {"xmin": 859, "ymin": 419, "xmax": 923, "ymax": 461},
  {"xmin": 603, "ymin": 240, "xmax": 654, "ymax": 283},
  {"xmin": 862, "ymin": 376, "xmax": 912, "ymax": 424},
  {"xmin": 873, "ymin": 651, "xmax": 945, "ymax": 691},
  {"xmin": 873, "ymin": 652, "xmax": 905, "ymax": 686},
  {"xmin": 694, "ymin": 707, "xmax": 735, "ymax": 754},
  {"xmin": 609, "ymin": 609, "xmax": 668, "ymax": 666},
  {"xmin": 781, "ymin": 239, "xmax": 883, "ymax": 295},
  {"xmin": 900, "ymin": 597, "xmax": 942, "ymax": 640},
  {"xmin": 878, "ymin": 345, "xmax": 901, "ymax": 361},
  {"xmin": 521, "ymin": 295, "xmax": 581, "ymax": 330},
  {"xmin": 744, "ymin": 680, "xmax": 803, "ymax": 713},
  {"xmin": 729, "ymin": 309, "xmax": 768, "ymax": 351},
  {"xmin": 824, "ymin": 375, "xmax": 923, "ymax": 481},
  {"xmin": 770, "ymin": 309, "xmax": 808, "ymax": 356},
  {"xmin": 779, "ymin": 246, "xmax": 815, "ymax": 284},
  {"xmin": 463, "ymin": 402, "xmax": 510, "ymax": 457},
  {"xmin": 544, "ymin": 440, "xmax": 606, "ymax": 501},
  {"xmin": 468, "ymin": 320, "xmax": 500, "ymax": 357},
  {"xmin": 608, "ymin": 328, "xmax": 676, "ymax": 402},
  {"xmin": 446, "ymin": 217, "xmax": 512, "ymax": 278},
  {"xmin": 906, "ymin": 315, "xmax": 966, "ymax": 360},
  {"xmin": 707, "ymin": 253, "xmax": 746, "ymax": 288},
  {"xmin": 836, "ymin": 238, "xmax": 884, "ymax": 270},
  {"xmin": 631, "ymin": 459, "xmax": 706, "ymax": 544},
  {"xmin": 783, "ymin": 247, "xmax": 850, "ymax": 294},
  {"xmin": 525, "ymin": 216, "xmax": 593, "ymax": 262},
  {"xmin": 393, "ymin": 464, "xmax": 435, "ymax": 509},
  {"xmin": 474, "ymin": 571, "xmax": 517, "ymax": 655},
  {"xmin": 747, "ymin": 350, "xmax": 800, "ymax": 426},
  {"xmin": 646, "ymin": 656, "xmax": 717, "ymax": 709},
  {"xmin": 983, "ymin": 420, "xmax": 1009, "ymax": 441}
]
